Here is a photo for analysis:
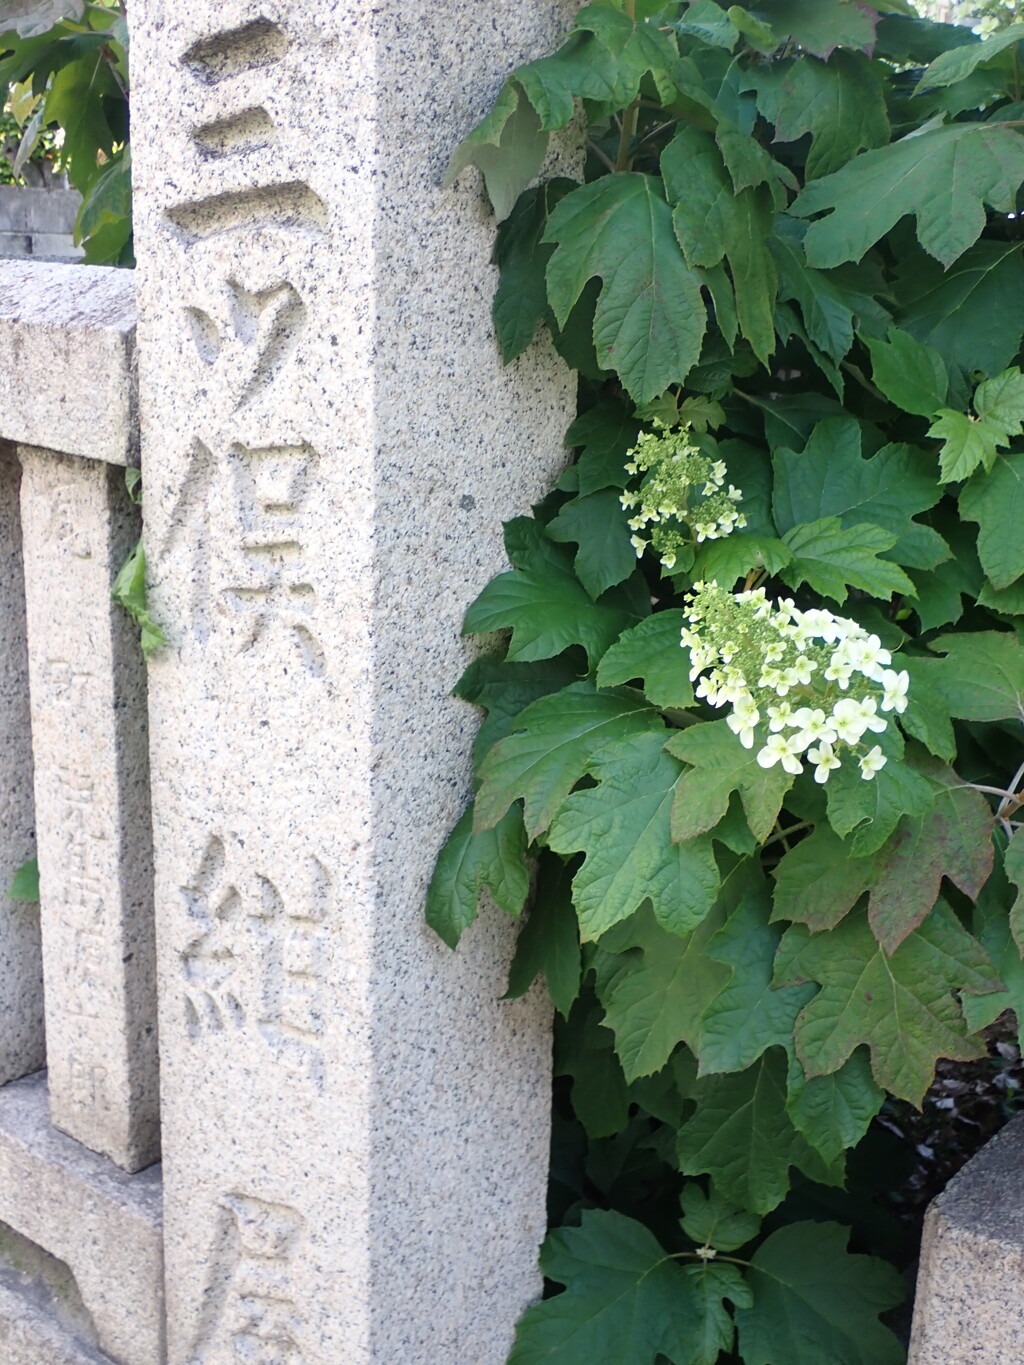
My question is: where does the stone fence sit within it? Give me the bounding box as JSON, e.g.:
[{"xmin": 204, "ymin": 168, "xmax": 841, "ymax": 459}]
[
  {"xmin": 0, "ymin": 186, "xmax": 82, "ymax": 262},
  {"xmin": 0, "ymin": 0, "xmax": 579, "ymax": 1360}
]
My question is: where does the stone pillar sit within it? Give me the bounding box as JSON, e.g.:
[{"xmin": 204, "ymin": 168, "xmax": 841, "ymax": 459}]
[
  {"xmin": 19, "ymin": 447, "xmax": 158, "ymax": 1174},
  {"xmin": 129, "ymin": 0, "xmax": 576, "ymax": 1360},
  {"xmin": 0, "ymin": 443, "xmax": 44, "ymax": 1088}
]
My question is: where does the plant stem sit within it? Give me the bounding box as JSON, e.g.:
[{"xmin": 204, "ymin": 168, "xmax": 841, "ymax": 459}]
[
  {"xmin": 588, "ymin": 141, "xmax": 617, "ymax": 173},
  {"xmin": 615, "ymin": 99, "xmax": 640, "ymax": 172}
]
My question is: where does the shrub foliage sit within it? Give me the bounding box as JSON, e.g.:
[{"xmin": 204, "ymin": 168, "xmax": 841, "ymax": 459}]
[{"xmin": 431, "ymin": 2, "xmax": 1024, "ymax": 1360}]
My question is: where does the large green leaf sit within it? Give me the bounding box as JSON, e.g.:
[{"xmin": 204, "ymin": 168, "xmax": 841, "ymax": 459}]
[
  {"xmin": 775, "ymin": 904, "xmax": 1000, "ymax": 1104},
  {"xmin": 868, "ymin": 766, "xmax": 995, "ymax": 954},
  {"xmin": 676, "ymin": 1049, "xmax": 841, "ymax": 1216},
  {"xmin": 771, "ymin": 826, "xmax": 873, "ymax": 932},
  {"xmin": 444, "ymin": 81, "xmax": 549, "ymax": 222},
  {"xmin": 492, "ymin": 180, "xmax": 576, "ymax": 362},
  {"xmin": 772, "ymin": 417, "xmax": 947, "ymax": 571},
  {"xmin": 662, "ymin": 126, "xmax": 777, "ymax": 363},
  {"xmin": 780, "ymin": 516, "xmax": 914, "ymax": 602},
  {"xmin": 668, "ymin": 721, "xmax": 794, "ymax": 845},
  {"xmin": 754, "ymin": 0, "xmax": 880, "ymax": 58},
  {"xmin": 960, "ymin": 452, "xmax": 1024, "ymax": 589},
  {"xmin": 824, "ymin": 730, "xmax": 934, "ymax": 857},
  {"xmin": 596, "ymin": 611, "xmax": 695, "ymax": 710},
  {"xmin": 735, "ymin": 1222, "xmax": 905, "ymax": 1365},
  {"xmin": 916, "ymin": 21, "xmax": 1024, "ymax": 94},
  {"xmin": 792, "ymin": 123, "xmax": 1024, "ymax": 268},
  {"xmin": 786, "ymin": 1050, "xmax": 884, "ymax": 1166},
  {"xmin": 544, "ymin": 174, "xmax": 708, "ymax": 402},
  {"xmin": 455, "ymin": 653, "xmax": 582, "ymax": 767},
  {"xmin": 463, "ymin": 518, "xmax": 641, "ymax": 666},
  {"xmin": 747, "ymin": 51, "xmax": 889, "ymax": 180},
  {"xmin": 769, "ymin": 219, "xmax": 860, "ymax": 363},
  {"xmin": 505, "ymin": 857, "xmax": 581, "ymax": 1018},
  {"xmin": 896, "ymin": 240, "xmax": 1024, "ymax": 402},
  {"xmin": 549, "ymin": 732, "xmax": 720, "ymax": 941},
  {"xmin": 426, "ymin": 803, "xmax": 530, "ymax": 948},
  {"xmin": 598, "ymin": 904, "xmax": 730, "ymax": 1081},
  {"xmin": 681, "ymin": 1182, "xmax": 761, "ymax": 1253},
  {"xmin": 566, "ymin": 400, "xmax": 642, "ymax": 496},
  {"xmin": 547, "ymin": 490, "xmax": 637, "ymax": 600},
  {"xmin": 863, "ymin": 326, "xmax": 948, "ymax": 418},
  {"xmin": 474, "ymin": 682, "xmax": 660, "ymax": 838},
  {"xmin": 924, "ymin": 630, "xmax": 1024, "ymax": 722},
  {"xmin": 508, "ymin": 1209, "xmax": 727, "ymax": 1365},
  {"xmin": 698, "ymin": 867, "xmax": 815, "ymax": 1075}
]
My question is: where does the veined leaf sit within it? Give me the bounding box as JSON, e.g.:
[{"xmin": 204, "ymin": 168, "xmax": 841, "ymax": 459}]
[
  {"xmin": 868, "ymin": 760, "xmax": 995, "ymax": 954},
  {"xmin": 769, "ymin": 218, "xmax": 860, "ymax": 363},
  {"xmin": 544, "ymin": 174, "xmax": 708, "ymax": 402},
  {"xmin": 426, "ymin": 804, "xmax": 530, "ymax": 948},
  {"xmin": 681, "ymin": 1182, "xmax": 761, "ymax": 1253},
  {"xmin": 677, "ymin": 1048, "xmax": 841, "ymax": 1216},
  {"xmin": 786, "ymin": 1050, "xmax": 884, "ymax": 1166},
  {"xmin": 598, "ymin": 903, "xmax": 730, "ymax": 1081},
  {"xmin": 565, "ymin": 400, "xmax": 641, "ymax": 495},
  {"xmin": 930, "ymin": 366, "xmax": 1024, "ymax": 482},
  {"xmin": 772, "ymin": 417, "xmax": 947, "ymax": 571},
  {"xmin": 668, "ymin": 720, "xmax": 794, "ymax": 845},
  {"xmin": 771, "ymin": 825, "xmax": 873, "ymax": 932},
  {"xmin": 925, "ymin": 630, "xmax": 1024, "ymax": 722},
  {"xmin": 747, "ymin": 51, "xmax": 889, "ymax": 180},
  {"xmin": 753, "ymin": 0, "xmax": 881, "ymax": 59},
  {"xmin": 824, "ymin": 728, "xmax": 934, "ymax": 856},
  {"xmin": 663, "ymin": 126, "xmax": 777, "ymax": 363},
  {"xmin": 462, "ymin": 518, "xmax": 641, "ymax": 666},
  {"xmin": 492, "ymin": 180, "xmax": 576, "ymax": 362},
  {"xmin": 793, "ymin": 123, "xmax": 1024, "ymax": 268},
  {"xmin": 509, "ymin": 1209, "xmax": 720, "ymax": 1365},
  {"xmin": 444, "ymin": 81, "xmax": 549, "ymax": 221},
  {"xmin": 864, "ymin": 326, "xmax": 948, "ymax": 417},
  {"xmin": 595, "ymin": 610, "xmax": 695, "ymax": 710},
  {"xmin": 548, "ymin": 731, "xmax": 720, "ymax": 941},
  {"xmin": 505, "ymin": 856, "xmax": 581, "ymax": 1017},
  {"xmin": 960, "ymin": 452, "xmax": 1024, "ymax": 589},
  {"xmin": 780, "ymin": 516, "xmax": 914, "ymax": 602},
  {"xmin": 547, "ymin": 490, "xmax": 636, "ymax": 600},
  {"xmin": 775, "ymin": 904, "xmax": 1000, "ymax": 1105},
  {"xmin": 916, "ymin": 21, "xmax": 1024, "ymax": 94},
  {"xmin": 735, "ymin": 1221, "xmax": 905, "ymax": 1365},
  {"xmin": 698, "ymin": 866, "xmax": 816, "ymax": 1075},
  {"xmin": 474, "ymin": 681, "xmax": 660, "ymax": 838}
]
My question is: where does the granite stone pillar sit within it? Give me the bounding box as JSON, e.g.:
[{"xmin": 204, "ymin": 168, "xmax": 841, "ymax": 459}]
[
  {"xmin": 0, "ymin": 443, "xmax": 44, "ymax": 1088},
  {"xmin": 19, "ymin": 447, "xmax": 158, "ymax": 1173},
  {"xmin": 129, "ymin": 0, "xmax": 576, "ymax": 1360}
]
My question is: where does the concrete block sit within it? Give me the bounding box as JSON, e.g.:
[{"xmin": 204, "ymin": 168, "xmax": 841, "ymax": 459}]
[
  {"xmin": 0, "ymin": 443, "xmax": 45, "ymax": 1088},
  {"xmin": 31, "ymin": 232, "xmax": 85, "ymax": 261},
  {"xmin": 0, "ymin": 187, "xmax": 81, "ymax": 234},
  {"xmin": 20, "ymin": 447, "xmax": 159, "ymax": 1174},
  {"xmin": 0, "ymin": 259, "xmax": 136, "ymax": 464},
  {"xmin": 909, "ymin": 1112, "xmax": 1024, "ymax": 1363},
  {"xmin": 0, "ymin": 1071, "xmax": 163, "ymax": 1365},
  {"xmin": 0, "ymin": 233, "xmax": 33, "ymax": 258},
  {"xmin": 129, "ymin": 0, "xmax": 578, "ymax": 1359}
]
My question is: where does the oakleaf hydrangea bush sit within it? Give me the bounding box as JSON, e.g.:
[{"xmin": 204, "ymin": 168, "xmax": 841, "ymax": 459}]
[{"xmin": 430, "ymin": 1, "xmax": 1024, "ymax": 1361}]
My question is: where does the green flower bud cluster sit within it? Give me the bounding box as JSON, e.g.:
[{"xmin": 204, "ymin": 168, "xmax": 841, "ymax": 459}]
[
  {"xmin": 682, "ymin": 582, "xmax": 910, "ymax": 784},
  {"xmin": 619, "ymin": 424, "xmax": 746, "ymax": 571}
]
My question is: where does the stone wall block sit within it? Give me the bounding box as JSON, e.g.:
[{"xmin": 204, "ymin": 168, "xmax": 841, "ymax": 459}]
[
  {"xmin": 19, "ymin": 446, "xmax": 158, "ymax": 1174},
  {"xmin": 0, "ymin": 443, "xmax": 44, "ymax": 1088},
  {"xmin": 909, "ymin": 1113, "xmax": 1024, "ymax": 1362},
  {"xmin": 129, "ymin": 0, "xmax": 579, "ymax": 1359}
]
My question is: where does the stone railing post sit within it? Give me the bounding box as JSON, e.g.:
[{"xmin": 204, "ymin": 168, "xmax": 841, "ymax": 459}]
[
  {"xmin": 0, "ymin": 443, "xmax": 43, "ymax": 1090},
  {"xmin": 129, "ymin": 2, "xmax": 577, "ymax": 1360}
]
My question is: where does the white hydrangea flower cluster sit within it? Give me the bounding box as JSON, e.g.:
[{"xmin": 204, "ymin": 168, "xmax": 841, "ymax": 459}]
[
  {"xmin": 681, "ymin": 581, "xmax": 910, "ymax": 784},
  {"xmin": 618, "ymin": 424, "xmax": 746, "ymax": 571}
]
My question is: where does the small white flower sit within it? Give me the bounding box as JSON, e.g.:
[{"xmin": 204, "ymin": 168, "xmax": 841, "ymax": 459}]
[
  {"xmin": 856, "ymin": 696, "xmax": 887, "ymax": 734},
  {"xmin": 630, "ymin": 534, "xmax": 645, "ymax": 556},
  {"xmin": 767, "ymin": 701, "xmax": 796, "ymax": 732},
  {"xmin": 756, "ymin": 733, "xmax": 804, "ymax": 776},
  {"xmin": 808, "ymin": 741, "xmax": 841, "ymax": 784},
  {"xmin": 859, "ymin": 745, "xmax": 887, "ymax": 780},
  {"xmin": 791, "ymin": 708, "xmax": 838, "ymax": 752},
  {"xmin": 831, "ymin": 698, "xmax": 869, "ymax": 745},
  {"xmin": 728, "ymin": 484, "xmax": 743, "ymax": 502},
  {"xmin": 661, "ymin": 551, "xmax": 677, "ymax": 571},
  {"xmin": 791, "ymin": 655, "xmax": 817, "ymax": 685},
  {"xmin": 880, "ymin": 668, "xmax": 910, "ymax": 713}
]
